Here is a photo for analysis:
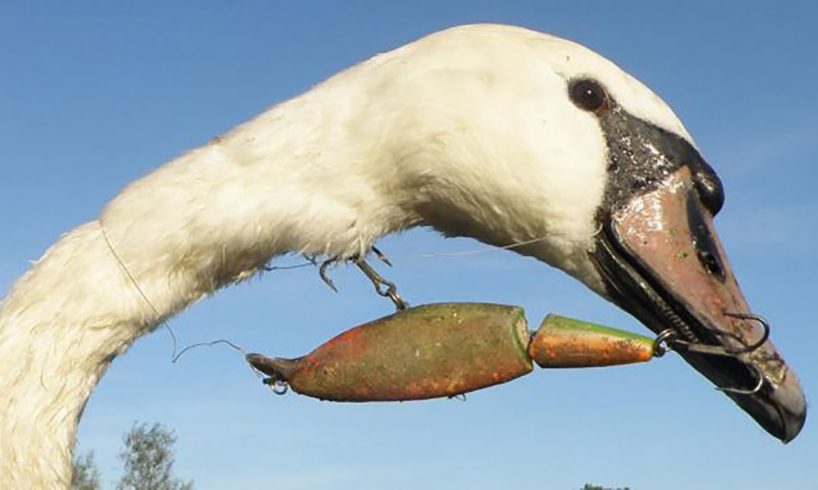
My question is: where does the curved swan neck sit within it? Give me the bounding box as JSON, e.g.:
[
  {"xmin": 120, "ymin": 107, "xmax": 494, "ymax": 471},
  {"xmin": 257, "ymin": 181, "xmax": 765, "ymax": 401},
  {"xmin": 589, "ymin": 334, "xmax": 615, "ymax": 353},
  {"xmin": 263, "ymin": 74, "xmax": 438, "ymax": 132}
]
[
  {"xmin": 0, "ymin": 80, "xmax": 419, "ymax": 486},
  {"xmin": 0, "ymin": 222, "xmax": 140, "ymax": 486}
]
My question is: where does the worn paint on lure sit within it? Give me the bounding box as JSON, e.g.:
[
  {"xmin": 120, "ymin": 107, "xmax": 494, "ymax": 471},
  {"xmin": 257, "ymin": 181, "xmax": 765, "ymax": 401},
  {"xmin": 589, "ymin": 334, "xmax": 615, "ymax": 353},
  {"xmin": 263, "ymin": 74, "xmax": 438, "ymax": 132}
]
[
  {"xmin": 529, "ymin": 314, "xmax": 654, "ymax": 368},
  {"xmin": 248, "ymin": 303, "xmax": 532, "ymax": 401},
  {"xmin": 247, "ymin": 303, "xmax": 656, "ymax": 402}
]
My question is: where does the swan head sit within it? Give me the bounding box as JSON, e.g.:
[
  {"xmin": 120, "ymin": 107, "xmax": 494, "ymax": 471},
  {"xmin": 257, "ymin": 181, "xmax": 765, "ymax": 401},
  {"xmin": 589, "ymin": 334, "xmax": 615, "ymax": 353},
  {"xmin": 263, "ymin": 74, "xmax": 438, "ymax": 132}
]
[{"xmin": 392, "ymin": 25, "xmax": 805, "ymax": 441}]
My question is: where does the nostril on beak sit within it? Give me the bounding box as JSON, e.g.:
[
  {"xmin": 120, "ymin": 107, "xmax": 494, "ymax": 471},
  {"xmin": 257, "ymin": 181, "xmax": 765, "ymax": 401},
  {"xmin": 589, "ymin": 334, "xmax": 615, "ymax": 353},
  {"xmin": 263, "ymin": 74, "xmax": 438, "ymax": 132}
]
[
  {"xmin": 697, "ymin": 249, "xmax": 726, "ymax": 279},
  {"xmin": 686, "ymin": 190, "xmax": 727, "ymax": 281}
]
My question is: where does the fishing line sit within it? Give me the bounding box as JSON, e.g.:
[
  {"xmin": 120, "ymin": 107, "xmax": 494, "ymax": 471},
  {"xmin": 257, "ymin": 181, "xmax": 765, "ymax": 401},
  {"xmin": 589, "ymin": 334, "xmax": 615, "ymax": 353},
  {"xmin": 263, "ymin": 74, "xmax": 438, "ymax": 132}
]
[
  {"xmin": 171, "ymin": 338, "xmax": 252, "ymax": 367},
  {"xmin": 263, "ymin": 262, "xmax": 315, "ymax": 271},
  {"xmin": 393, "ymin": 234, "xmax": 552, "ymax": 260},
  {"xmin": 100, "ymin": 221, "xmax": 268, "ymax": 373},
  {"xmin": 99, "ymin": 220, "xmax": 182, "ymax": 361}
]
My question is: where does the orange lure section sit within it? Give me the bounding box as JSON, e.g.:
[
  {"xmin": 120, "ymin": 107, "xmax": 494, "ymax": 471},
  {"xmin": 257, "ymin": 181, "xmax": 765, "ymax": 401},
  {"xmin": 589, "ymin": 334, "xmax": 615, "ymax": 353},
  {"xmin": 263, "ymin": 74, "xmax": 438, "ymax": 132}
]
[
  {"xmin": 529, "ymin": 314, "xmax": 654, "ymax": 368},
  {"xmin": 247, "ymin": 303, "xmax": 656, "ymax": 402}
]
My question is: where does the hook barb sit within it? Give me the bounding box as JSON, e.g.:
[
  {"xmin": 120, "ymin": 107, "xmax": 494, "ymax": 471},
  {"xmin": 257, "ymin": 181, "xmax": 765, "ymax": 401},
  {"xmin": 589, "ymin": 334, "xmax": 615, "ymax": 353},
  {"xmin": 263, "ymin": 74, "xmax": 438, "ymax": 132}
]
[
  {"xmin": 319, "ymin": 259, "xmax": 339, "ymax": 292},
  {"xmin": 723, "ymin": 311, "xmax": 771, "ymax": 354}
]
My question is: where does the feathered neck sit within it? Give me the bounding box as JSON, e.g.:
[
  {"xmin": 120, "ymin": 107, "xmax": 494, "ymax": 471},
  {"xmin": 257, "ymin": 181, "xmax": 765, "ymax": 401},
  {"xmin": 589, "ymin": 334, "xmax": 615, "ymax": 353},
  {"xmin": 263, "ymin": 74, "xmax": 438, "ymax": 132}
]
[
  {"xmin": 0, "ymin": 78, "xmax": 421, "ymax": 486},
  {"xmin": 0, "ymin": 24, "xmax": 612, "ymax": 485}
]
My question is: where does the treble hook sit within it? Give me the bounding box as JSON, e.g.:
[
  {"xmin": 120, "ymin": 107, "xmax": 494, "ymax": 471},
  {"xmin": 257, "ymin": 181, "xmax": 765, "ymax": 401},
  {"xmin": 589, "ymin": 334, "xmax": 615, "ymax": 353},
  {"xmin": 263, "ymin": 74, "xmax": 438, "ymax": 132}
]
[
  {"xmin": 652, "ymin": 315, "xmax": 769, "ymax": 396},
  {"xmin": 314, "ymin": 248, "xmax": 408, "ymax": 310},
  {"xmin": 656, "ymin": 313, "xmax": 770, "ymax": 359},
  {"xmin": 715, "ymin": 362, "xmax": 766, "ymax": 396},
  {"xmin": 722, "ymin": 311, "xmax": 771, "ymax": 354},
  {"xmin": 371, "ymin": 245, "xmax": 393, "ymax": 267},
  {"xmin": 319, "ymin": 258, "xmax": 339, "ymax": 292}
]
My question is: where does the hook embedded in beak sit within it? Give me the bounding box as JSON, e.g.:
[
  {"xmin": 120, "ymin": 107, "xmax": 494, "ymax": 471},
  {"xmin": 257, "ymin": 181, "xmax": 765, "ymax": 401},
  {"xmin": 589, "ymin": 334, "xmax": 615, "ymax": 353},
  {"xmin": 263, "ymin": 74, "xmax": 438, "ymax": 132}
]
[{"xmin": 591, "ymin": 166, "xmax": 806, "ymax": 442}]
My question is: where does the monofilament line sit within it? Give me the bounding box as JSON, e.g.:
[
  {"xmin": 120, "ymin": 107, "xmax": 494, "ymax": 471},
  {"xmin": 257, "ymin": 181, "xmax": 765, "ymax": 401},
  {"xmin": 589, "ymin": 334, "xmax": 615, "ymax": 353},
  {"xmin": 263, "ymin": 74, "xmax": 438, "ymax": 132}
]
[
  {"xmin": 99, "ymin": 220, "xmax": 181, "ymax": 360},
  {"xmin": 390, "ymin": 234, "xmax": 552, "ymax": 260},
  {"xmin": 100, "ymin": 221, "xmax": 259, "ymax": 371}
]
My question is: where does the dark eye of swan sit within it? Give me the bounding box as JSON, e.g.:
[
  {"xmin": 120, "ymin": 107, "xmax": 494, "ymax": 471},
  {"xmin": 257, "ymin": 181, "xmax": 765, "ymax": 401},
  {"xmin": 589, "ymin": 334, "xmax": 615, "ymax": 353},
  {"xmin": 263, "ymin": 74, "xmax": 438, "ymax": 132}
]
[{"xmin": 569, "ymin": 79, "xmax": 608, "ymax": 114}]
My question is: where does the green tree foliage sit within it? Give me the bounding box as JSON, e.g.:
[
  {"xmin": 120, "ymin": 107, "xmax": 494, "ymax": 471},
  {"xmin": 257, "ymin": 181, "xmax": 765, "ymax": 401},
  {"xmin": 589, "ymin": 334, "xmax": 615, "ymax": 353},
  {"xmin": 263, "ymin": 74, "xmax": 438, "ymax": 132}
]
[
  {"xmin": 117, "ymin": 422, "xmax": 193, "ymax": 490},
  {"xmin": 72, "ymin": 450, "xmax": 102, "ymax": 490}
]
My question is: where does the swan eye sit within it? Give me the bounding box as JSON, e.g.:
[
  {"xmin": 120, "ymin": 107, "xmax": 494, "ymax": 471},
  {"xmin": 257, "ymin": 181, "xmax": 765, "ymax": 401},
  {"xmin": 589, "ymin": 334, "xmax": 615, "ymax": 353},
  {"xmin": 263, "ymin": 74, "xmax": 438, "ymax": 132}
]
[{"xmin": 569, "ymin": 79, "xmax": 608, "ymax": 113}]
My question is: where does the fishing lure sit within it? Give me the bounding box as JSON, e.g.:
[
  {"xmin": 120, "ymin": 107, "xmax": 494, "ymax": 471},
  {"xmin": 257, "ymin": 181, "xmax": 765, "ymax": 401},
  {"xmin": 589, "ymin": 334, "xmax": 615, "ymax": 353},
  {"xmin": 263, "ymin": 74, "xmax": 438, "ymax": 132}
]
[{"xmin": 246, "ymin": 303, "xmax": 656, "ymax": 402}]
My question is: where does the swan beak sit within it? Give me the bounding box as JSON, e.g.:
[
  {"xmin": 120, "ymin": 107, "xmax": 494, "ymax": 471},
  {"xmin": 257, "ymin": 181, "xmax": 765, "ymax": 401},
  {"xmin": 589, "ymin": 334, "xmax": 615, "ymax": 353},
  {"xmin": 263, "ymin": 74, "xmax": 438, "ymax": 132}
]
[{"xmin": 592, "ymin": 166, "xmax": 806, "ymax": 442}]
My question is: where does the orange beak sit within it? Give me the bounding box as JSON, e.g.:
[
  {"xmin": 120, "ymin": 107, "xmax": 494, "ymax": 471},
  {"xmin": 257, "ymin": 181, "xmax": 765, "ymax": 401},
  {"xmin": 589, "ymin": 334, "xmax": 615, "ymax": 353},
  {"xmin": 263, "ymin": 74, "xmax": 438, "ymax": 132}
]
[{"xmin": 592, "ymin": 166, "xmax": 806, "ymax": 442}]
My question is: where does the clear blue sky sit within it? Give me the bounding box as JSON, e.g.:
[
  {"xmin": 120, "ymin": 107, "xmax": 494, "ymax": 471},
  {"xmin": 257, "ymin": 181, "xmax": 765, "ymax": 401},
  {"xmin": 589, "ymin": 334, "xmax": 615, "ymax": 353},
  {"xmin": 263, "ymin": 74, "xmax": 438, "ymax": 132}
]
[{"xmin": 1, "ymin": 2, "xmax": 816, "ymax": 489}]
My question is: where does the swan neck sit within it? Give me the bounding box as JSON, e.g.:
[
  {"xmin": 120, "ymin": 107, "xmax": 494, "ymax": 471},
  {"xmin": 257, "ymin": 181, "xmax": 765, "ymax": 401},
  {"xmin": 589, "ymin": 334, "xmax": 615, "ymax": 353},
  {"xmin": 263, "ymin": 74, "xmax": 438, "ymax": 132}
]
[
  {"xmin": 0, "ymin": 221, "xmax": 152, "ymax": 486},
  {"xmin": 0, "ymin": 86, "xmax": 416, "ymax": 486}
]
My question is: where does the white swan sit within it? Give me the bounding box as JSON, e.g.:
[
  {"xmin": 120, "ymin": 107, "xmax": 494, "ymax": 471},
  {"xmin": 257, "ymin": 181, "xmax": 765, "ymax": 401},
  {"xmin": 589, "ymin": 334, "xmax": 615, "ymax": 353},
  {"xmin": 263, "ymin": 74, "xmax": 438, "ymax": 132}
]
[{"xmin": 0, "ymin": 24, "xmax": 805, "ymax": 487}]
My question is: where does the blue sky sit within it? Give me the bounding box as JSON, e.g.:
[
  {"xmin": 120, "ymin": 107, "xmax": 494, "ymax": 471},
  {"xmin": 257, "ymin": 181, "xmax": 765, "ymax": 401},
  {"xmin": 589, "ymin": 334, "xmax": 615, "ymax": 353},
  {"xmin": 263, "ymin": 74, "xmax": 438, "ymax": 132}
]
[{"xmin": 1, "ymin": 2, "xmax": 816, "ymax": 489}]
